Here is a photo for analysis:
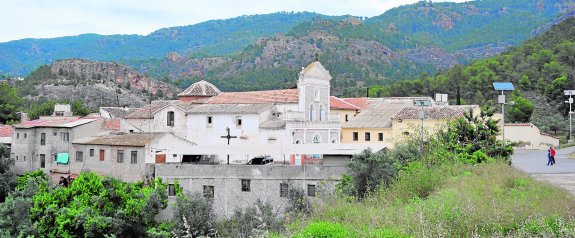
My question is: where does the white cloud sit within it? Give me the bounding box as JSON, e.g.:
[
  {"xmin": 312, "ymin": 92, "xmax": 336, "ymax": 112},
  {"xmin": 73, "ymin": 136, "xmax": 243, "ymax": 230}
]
[{"xmin": 0, "ymin": 0, "xmax": 469, "ymax": 42}]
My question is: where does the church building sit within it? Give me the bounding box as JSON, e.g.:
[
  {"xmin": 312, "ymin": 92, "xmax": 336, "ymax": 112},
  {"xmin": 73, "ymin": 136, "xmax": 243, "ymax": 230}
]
[{"xmin": 123, "ymin": 61, "xmax": 340, "ymax": 164}]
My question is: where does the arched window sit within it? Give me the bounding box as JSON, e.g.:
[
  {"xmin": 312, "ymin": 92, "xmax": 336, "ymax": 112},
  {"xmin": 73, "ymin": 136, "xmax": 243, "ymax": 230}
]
[
  {"xmin": 167, "ymin": 111, "xmax": 175, "ymax": 126},
  {"xmin": 309, "ymin": 104, "xmax": 316, "ymax": 121},
  {"xmin": 313, "ymin": 134, "xmax": 321, "ymax": 143},
  {"xmin": 295, "ymin": 139, "xmax": 301, "ymax": 144},
  {"xmin": 331, "ymin": 138, "xmax": 337, "ymax": 143},
  {"xmin": 314, "ymin": 88, "xmax": 320, "ymax": 102},
  {"xmin": 319, "ymin": 104, "xmax": 325, "ymax": 121}
]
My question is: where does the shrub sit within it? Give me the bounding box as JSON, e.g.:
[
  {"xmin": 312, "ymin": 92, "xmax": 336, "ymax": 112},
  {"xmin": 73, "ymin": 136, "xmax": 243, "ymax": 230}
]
[{"xmin": 172, "ymin": 192, "xmax": 216, "ymax": 237}]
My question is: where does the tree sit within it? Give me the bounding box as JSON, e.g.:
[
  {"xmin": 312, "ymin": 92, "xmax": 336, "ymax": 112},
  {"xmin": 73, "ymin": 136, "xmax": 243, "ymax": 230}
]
[
  {"xmin": 0, "ymin": 170, "xmax": 48, "ymax": 237},
  {"xmin": 507, "ymin": 91, "xmax": 535, "ymax": 123},
  {"xmin": 26, "ymin": 99, "xmax": 93, "ymax": 119},
  {"xmin": 0, "ymin": 144, "xmax": 17, "ymax": 203},
  {"xmin": 0, "ymin": 82, "xmax": 23, "ymax": 124},
  {"xmin": 29, "ymin": 172, "xmax": 168, "ymax": 238},
  {"xmin": 345, "ymin": 142, "xmax": 420, "ymax": 199},
  {"xmin": 172, "ymin": 192, "xmax": 216, "ymax": 237}
]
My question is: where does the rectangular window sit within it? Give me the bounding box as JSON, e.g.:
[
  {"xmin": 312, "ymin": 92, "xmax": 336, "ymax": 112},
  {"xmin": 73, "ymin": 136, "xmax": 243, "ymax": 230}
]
[
  {"xmin": 89, "ymin": 149, "xmax": 94, "ymax": 157},
  {"xmin": 167, "ymin": 111, "xmax": 175, "ymax": 127},
  {"xmin": 280, "ymin": 183, "xmax": 288, "ymax": 197},
  {"xmin": 16, "ymin": 133, "xmax": 19, "ymax": 139},
  {"xmin": 207, "ymin": 116, "xmax": 213, "ymax": 127},
  {"xmin": 24, "ymin": 133, "xmax": 27, "ymax": 139},
  {"xmin": 241, "ymin": 179, "xmax": 251, "ymax": 192},
  {"xmin": 61, "ymin": 132, "xmax": 69, "ymax": 142},
  {"xmin": 168, "ymin": 184, "xmax": 176, "ymax": 196},
  {"xmin": 307, "ymin": 184, "xmax": 316, "ymax": 197},
  {"xmin": 117, "ymin": 150, "xmax": 124, "ymax": 163},
  {"xmin": 76, "ymin": 151, "xmax": 83, "ymax": 162},
  {"xmin": 54, "ymin": 154, "xmax": 57, "ymax": 161},
  {"xmin": 236, "ymin": 117, "xmax": 242, "ymax": 127},
  {"xmin": 378, "ymin": 133, "xmax": 384, "ymax": 141},
  {"xmin": 131, "ymin": 151, "xmax": 138, "ymax": 164},
  {"xmin": 365, "ymin": 132, "xmax": 371, "ymax": 141},
  {"xmin": 352, "ymin": 132, "xmax": 358, "ymax": 141},
  {"xmin": 99, "ymin": 149, "xmax": 105, "ymax": 161},
  {"xmin": 345, "ymin": 114, "xmax": 349, "ymax": 122},
  {"xmin": 203, "ymin": 185, "xmax": 214, "ymax": 198},
  {"xmin": 40, "ymin": 133, "xmax": 46, "ymax": 145},
  {"xmin": 53, "ymin": 132, "xmax": 57, "ymax": 136}
]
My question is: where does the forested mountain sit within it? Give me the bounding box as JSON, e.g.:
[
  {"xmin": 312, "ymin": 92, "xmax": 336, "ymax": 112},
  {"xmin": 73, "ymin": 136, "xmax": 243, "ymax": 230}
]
[
  {"xmin": 123, "ymin": 0, "xmax": 575, "ymax": 96},
  {"xmin": 3, "ymin": 0, "xmax": 575, "ymax": 98},
  {"xmin": 0, "ymin": 12, "xmax": 336, "ymax": 76},
  {"xmin": 372, "ymin": 16, "xmax": 575, "ymax": 134}
]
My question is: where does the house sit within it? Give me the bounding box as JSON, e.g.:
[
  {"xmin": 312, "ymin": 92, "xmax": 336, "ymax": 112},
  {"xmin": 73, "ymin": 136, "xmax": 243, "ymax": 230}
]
[
  {"xmin": 72, "ymin": 132, "xmax": 196, "ymax": 182},
  {"xmin": 11, "ymin": 114, "xmax": 103, "ymax": 175},
  {"xmin": 0, "ymin": 125, "xmax": 13, "ymax": 147},
  {"xmin": 341, "ymin": 96, "xmax": 480, "ymax": 146}
]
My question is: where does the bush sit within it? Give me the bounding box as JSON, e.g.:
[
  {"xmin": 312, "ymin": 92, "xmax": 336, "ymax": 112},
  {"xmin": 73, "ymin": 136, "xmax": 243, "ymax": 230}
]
[
  {"xmin": 219, "ymin": 199, "xmax": 284, "ymax": 238},
  {"xmin": 344, "ymin": 141, "xmax": 420, "ymax": 199},
  {"xmin": 172, "ymin": 192, "xmax": 216, "ymax": 237}
]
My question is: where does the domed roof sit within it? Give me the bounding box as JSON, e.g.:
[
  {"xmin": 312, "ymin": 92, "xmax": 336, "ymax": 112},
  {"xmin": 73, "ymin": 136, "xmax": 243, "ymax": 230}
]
[{"xmin": 177, "ymin": 80, "xmax": 221, "ymax": 97}]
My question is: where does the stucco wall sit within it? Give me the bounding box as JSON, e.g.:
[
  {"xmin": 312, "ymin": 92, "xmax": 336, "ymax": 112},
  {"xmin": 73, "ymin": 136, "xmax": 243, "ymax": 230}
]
[
  {"xmin": 500, "ymin": 124, "xmax": 559, "ymax": 150},
  {"xmin": 68, "ymin": 144, "xmax": 147, "ymax": 182},
  {"xmin": 156, "ymin": 164, "xmax": 345, "ymax": 219},
  {"xmin": 341, "ymin": 128, "xmax": 393, "ymax": 144}
]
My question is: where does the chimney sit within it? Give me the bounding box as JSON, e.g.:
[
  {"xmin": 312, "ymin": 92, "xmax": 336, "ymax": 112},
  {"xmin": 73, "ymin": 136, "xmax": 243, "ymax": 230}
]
[{"xmin": 20, "ymin": 112, "xmax": 29, "ymax": 122}]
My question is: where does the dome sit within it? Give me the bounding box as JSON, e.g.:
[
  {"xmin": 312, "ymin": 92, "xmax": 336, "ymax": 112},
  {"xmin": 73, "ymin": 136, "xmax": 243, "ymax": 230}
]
[{"xmin": 177, "ymin": 80, "xmax": 221, "ymax": 97}]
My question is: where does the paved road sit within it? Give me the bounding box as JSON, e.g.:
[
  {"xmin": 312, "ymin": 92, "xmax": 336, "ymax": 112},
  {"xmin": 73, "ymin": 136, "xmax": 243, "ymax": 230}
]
[{"xmin": 512, "ymin": 147, "xmax": 575, "ymax": 195}]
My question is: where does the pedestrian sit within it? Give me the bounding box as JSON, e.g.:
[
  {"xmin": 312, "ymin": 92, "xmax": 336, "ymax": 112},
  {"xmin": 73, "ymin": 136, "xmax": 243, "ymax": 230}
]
[
  {"xmin": 547, "ymin": 148, "xmax": 553, "ymax": 166},
  {"xmin": 551, "ymin": 146, "xmax": 556, "ymax": 165}
]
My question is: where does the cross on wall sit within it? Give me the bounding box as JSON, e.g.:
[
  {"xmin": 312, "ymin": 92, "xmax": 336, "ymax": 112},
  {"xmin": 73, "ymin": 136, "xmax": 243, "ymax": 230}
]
[{"xmin": 220, "ymin": 127, "xmax": 237, "ymax": 164}]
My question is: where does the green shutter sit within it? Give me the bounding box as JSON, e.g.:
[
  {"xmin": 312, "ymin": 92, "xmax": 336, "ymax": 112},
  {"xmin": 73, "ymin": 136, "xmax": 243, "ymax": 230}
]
[{"xmin": 56, "ymin": 153, "xmax": 69, "ymax": 164}]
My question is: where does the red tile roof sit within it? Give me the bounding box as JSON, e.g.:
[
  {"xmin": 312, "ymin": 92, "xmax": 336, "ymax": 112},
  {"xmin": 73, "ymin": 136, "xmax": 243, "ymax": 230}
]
[
  {"xmin": 14, "ymin": 117, "xmax": 99, "ymax": 128},
  {"xmin": 330, "ymin": 96, "xmax": 359, "ymax": 110},
  {"xmin": 104, "ymin": 119, "xmax": 121, "ymax": 130},
  {"xmin": 0, "ymin": 125, "xmax": 13, "ymax": 138},
  {"xmin": 340, "ymin": 98, "xmax": 373, "ymax": 110},
  {"xmin": 206, "ymin": 89, "xmax": 299, "ymax": 104}
]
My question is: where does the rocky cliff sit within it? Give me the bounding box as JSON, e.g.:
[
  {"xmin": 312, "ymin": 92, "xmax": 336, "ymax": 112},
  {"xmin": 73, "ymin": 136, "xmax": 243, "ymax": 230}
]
[{"xmin": 20, "ymin": 59, "xmax": 179, "ymax": 108}]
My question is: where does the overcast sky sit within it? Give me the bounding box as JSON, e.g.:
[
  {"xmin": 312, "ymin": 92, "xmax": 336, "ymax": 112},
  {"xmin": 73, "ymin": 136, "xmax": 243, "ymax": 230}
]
[{"xmin": 1, "ymin": 0, "xmax": 469, "ymax": 43}]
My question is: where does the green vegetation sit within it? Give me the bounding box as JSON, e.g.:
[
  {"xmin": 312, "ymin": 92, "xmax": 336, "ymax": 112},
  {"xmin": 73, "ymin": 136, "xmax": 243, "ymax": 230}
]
[
  {"xmin": 26, "ymin": 99, "xmax": 93, "ymax": 120},
  {"xmin": 289, "ymin": 109, "xmax": 575, "ymax": 237},
  {"xmin": 372, "ymin": 16, "xmax": 575, "ymax": 134},
  {"xmin": 0, "ymin": 82, "xmax": 23, "ymax": 124}
]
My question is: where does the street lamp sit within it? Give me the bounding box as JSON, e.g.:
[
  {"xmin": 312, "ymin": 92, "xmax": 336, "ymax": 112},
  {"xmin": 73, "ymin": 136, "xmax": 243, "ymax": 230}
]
[
  {"xmin": 492, "ymin": 82, "xmax": 515, "ymax": 146},
  {"xmin": 565, "ymin": 90, "xmax": 575, "ymax": 144}
]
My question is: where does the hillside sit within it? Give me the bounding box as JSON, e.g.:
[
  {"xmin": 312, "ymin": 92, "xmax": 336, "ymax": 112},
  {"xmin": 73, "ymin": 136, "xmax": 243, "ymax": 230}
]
[
  {"xmin": 0, "ymin": 12, "xmax": 336, "ymax": 76},
  {"xmin": 373, "ymin": 15, "xmax": 575, "ymax": 134},
  {"xmin": 124, "ymin": 0, "xmax": 575, "ymax": 96},
  {"xmin": 15, "ymin": 59, "xmax": 179, "ymax": 108}
]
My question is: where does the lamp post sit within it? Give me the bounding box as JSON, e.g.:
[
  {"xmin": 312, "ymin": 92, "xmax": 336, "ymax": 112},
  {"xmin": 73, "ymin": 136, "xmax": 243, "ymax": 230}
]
[
  {"xmin": 413, "ymin": 99, "xmax": 431, "ymax": 152},
  {"xmin": 493, "ymin": 82, "xmax": 515, "ymax": 146},
  {"xmin": 565, "ymin": 90, "xmax": 575, "ymax": 144}
]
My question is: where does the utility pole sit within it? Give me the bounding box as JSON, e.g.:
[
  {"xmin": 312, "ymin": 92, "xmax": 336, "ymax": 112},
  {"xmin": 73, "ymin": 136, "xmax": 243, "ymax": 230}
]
[{"xmin": 565, "ymin": 90, "xmax": 575, "ymax": 144}]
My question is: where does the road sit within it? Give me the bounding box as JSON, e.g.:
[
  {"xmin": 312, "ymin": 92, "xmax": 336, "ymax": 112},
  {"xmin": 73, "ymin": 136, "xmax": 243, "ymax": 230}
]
[{"xmin": 512, "ymin": 147, "xmax": 575, "ymax": 195}]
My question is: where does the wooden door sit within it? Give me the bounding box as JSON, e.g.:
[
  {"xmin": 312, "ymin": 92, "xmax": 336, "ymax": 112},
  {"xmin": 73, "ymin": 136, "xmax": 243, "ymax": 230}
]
[
  {"xmin": 155, "ymin": 154, "xmax": 166, "ymax": 164},
  {"xmin": 99, "ymin": 150, "xmax": 105, "ymax": 161}
]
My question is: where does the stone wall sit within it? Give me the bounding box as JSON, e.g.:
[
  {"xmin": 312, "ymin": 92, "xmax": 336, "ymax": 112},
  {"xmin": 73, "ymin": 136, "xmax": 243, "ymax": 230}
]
[{"xmin": 155, "ymin": 164, "xmax": 346, "ymax": 219}]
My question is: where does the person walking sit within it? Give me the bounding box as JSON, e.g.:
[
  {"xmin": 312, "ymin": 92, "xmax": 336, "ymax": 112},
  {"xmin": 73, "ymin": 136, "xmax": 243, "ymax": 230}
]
[
  {"xmin": 550, "ymin": 146, "xmax": 556, "ymax": 165},
  {"xmin": 547, "ymin": 148, "xmax": 553, "ymax": 166}
]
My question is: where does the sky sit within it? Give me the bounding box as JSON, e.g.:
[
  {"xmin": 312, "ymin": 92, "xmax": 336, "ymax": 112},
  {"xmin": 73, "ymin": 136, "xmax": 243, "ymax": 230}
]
[{"xmin": 1, "ymin": 0, "xmax": 468, "ymax": 43}]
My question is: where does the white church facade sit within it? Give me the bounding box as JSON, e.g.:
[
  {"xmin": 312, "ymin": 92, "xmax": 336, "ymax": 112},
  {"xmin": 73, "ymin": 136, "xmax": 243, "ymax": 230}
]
[{"xmin": 122, "ymin": 61, "xmax": 341, "ymax": 164}]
